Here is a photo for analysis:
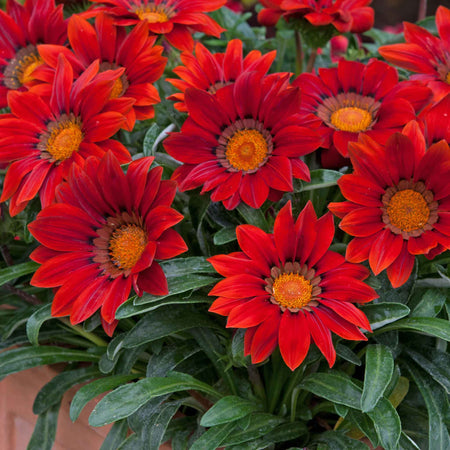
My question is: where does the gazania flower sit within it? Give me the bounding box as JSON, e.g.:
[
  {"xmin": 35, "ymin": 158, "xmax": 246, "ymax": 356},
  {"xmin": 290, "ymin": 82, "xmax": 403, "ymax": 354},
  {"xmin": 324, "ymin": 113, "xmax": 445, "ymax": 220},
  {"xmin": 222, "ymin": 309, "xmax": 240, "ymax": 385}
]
[
  {"xmin": 0, "ymin": 55, "xmax": 132, "ymax": 216},
  {"xmin": 0, "ymin": 0, "xmax": 67, "ymax": 108},
  {"xmin": 85, "ymin": 0, "xmax": 226, "ymax": 52},
  {"xmin": 293, "ymin": 58, "xmax": 431, "ymax": 157},
  {"xmin": 208, "ymin": 201, "xmax": 377, "ymax": 370},
  {"xmin": 38, "ymin": 13, "xmax": 167, "ymax": 129},
  {"xmin": 420, "ymin": 93, "xmax": 450, "ymax": 145},
  {"xmin": 379, "ymin": 6, "xmax": 450, "ymax": 102},
  {"xmin": 28, "ymin": 152, "xmax": 187, "ymax": 336},
  {"xmin": 167, "ymin": 39, "xmax": 276, "ymax": 112},
  {"xmin": 329, "ymin": 126, "xmax": 450, "ymax": 288},
  {"xmin": 258, "ymin": 0, "xmax": 374, "ymax": 34},
  {"xmin": 164, "ymin": 71, "xmax": 322, "ymax": 210}
]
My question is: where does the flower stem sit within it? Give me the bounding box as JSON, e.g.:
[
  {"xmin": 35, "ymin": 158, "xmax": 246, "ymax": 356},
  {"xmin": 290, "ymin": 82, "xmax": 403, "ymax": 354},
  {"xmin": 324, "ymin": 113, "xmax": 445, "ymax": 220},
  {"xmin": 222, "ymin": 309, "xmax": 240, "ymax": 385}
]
[
  {"xmin": 418, "ymin": 0, "xmax": 427, "ymax": 21},
  {"xmin": 59, "ymin": 318, "xmax": 108, "ymax": 347},
  {"xmin": 295, "ymin": 30, "xmax": 303, "ymax": 75},
  {"xmin": 306, "ymin": 48, "xmax": 318, "ymax": 73},
  {"xmin": 248, "ymin": 364, "xmax": 266, "ymax": 406}
]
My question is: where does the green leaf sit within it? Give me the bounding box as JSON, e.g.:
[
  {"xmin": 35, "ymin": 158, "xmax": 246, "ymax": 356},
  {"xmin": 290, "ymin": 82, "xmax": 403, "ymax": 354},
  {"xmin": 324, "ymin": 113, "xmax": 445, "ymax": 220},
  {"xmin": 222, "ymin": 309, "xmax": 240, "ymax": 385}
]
[
  {"xmin": 361, "ymin": 302, "xmax": 410, "ymax": 330},
  {"xmin": 190, "ymin": 422, "xmax": 236, "ymax": 450},
  {"xmin": 213, "ymin": 227, "xmax": 236, "ymax": 245},
  {"xmin": 0, "ymin": 261, "xmax": 39, "ymax": 286},
  {"xmin": 200, "ymin": 396, "xmax": 260, "ymax": 427},
  {"xmin": 117, "ymin": 433, "xmax": 143, "ymax": 450},
  {"xmin": 142, "ymin": 123, "xmax": 161, "ymax": 156},
  {"xmin": 100, "ymin": 420, "xmax": 129, "ymax": 450},
  {"xmin": 236, "ymin": 203, "xmax": 269, "ymax": 231},
  {"xmin": 367, "ymin": 397, "xmax": 401, "ymax": 450},
  {"xmin": 33, "ymin": 366, "xmax": 100, "ymax": 415},
  {"xmin": 122, "ymin": 306, "xmax": 219, "ymax": 348},
  {"xmin": 300, "ymin": 372, "xmax": 361, "ymax": 409},
  {"xmin": 347, "ymin": 409, "xmax": 379, "ymax": 448},
  {"xmin": 26, "ymin": 303, "xmax": 53, "ymax": 346},
  {"xmin": 220, "ymin": 413, "xmax": 284, "ymax": 447},
  {"xmin": 161, "ymin": 256, "xmax": 216, "ymax": 277},
  {"xmin": 70, "ymin": 374, "xmax": 137, "ymax": 422},
  {"xmin": 0, "ymin": 346, "xmax": 102, "ymax": 378},
  {"xmin": 89, "ymin": 372, "xmax": 222, "ymax": 427},
  {"xmin": 315, "ymin": 431, "xmax": 370, "ymax": 449},
  {"xmin": 336, "ymin": 343, "xmax": 361, "ymax": 366},
  {"xmin": 398, "ymin": 432, "xmax": 421, "ymax": 450},
  {"xmin": 299, "ymin": 169, "xmax": 342, "ymax": 191},
  {"xmin": 411, "ymin": 289, "xmax": 446, "ymax": 318},
  {"xmin": 379, "ymin": 317, "xmax": 450, "ymax": 341},
  {"xmin": 1, "ymin": 305, "xmax": 35, "ymax": 340},
  {"xmin": 146, "ymin": 343, "xmax": 200, "ymax": 378},
  {"xmin": 143, "ymin": 401, "xmax": 182, "ymax": 450},
  {"xmin": 404, "ymin": 361, "xmax": 450, "ymax": 450},
  {"xmin": 27, "ymin": 402, "xmax": 60, "ymax": 450},
  {"xmin": 361, "ymin": 344, "xmax": 394, "ymax": 412},
  {"xmin": 129, "ymin": 274, "xmax": 215, "ymax": 307},
  {"xmin": 405, "ymin": 348, "xmax": 450, "ymax": 394},
  {"xmin": 116, "ymin": 293, "xmax": 210, "ymax": 319}
]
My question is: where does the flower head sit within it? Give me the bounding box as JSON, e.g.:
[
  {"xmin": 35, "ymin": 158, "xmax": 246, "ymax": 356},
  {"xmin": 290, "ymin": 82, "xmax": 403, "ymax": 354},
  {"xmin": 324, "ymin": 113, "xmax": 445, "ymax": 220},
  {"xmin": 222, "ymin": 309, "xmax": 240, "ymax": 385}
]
[
  {"xmin": 208, "ymin": 201, "xmax": 377, "ymax": 370},
  {"xmin": 258, "ymin": 0, "xmax": 374, "ymax": 34},
  {"xmin": 28, "ymin": 152, "xmax": 187, "ymax": 335},
  {"xmin": 0, "ymin": 55, "xmax": 133, "ymax": 215},
  {"xmin": 167, "ymin": 39, "xmax": 276, "ymax": 112},
  {"xmin": 329, "ymin": 124, "xmax": 450, "ymax": 288},
  {"xmin": 38, "ymin": 13, "xmax": 167, "ymax": 129},
  {"xmin": 379, "ymin": 6, "xmax": 450, "ymax": 102},
  {"xmin": 164, "ymin": 71, "xmax": 322, "ymax": 210},
  {"xmin": 294, "ymin": 58, "xmax": 431, "ymax": 157},
  {"xmin": 0, "ymin": 0, "xmax": 67, "ymax": 107},
  {"xmin": 86, "ymin": 0, "xmax": 227, "ymax": 51}
]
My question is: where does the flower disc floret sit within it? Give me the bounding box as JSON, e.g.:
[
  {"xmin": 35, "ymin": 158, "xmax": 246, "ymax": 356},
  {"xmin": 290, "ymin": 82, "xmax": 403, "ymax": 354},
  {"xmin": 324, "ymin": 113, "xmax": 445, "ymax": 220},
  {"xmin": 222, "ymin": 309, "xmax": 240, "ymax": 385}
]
[
  {"xmin": 330, "ymin": 107, "xmax": 373, "ymax": 133},
  {"xmin": 109, "ymin": 225, "xmax": 148, "ymax": 270}
]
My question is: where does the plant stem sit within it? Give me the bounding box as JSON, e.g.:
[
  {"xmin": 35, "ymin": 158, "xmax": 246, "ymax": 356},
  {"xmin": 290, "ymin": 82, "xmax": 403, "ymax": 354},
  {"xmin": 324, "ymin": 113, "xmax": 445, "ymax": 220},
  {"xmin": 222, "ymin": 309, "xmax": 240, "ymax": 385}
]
[
  {"xmin": 4, "ymin": 284, "xmax": 41, "ymax": 305},
  {"xmin": 59, "ymin": 318, "xmax": 108, "ymax": 347},
  {"xmin": 418, "ymin": 0, "xmax": 427, "ymax": 21},
  {"xmin": 279, "ymin": 364, "xmax": 305, "ymax": 412},
  {"xmin": 306, "ymin": 48, "xmax": 318, "ymax": 72},
  {"xmin": 247, "ymin": 364, "xmax": 266, "ymax": 406},
  {"xmin": 0, "ymin": 244, "xmax": 13, "ymax": 266},
  {"xmin": 295, "ymin": 30, "xmax": 303, "ymax": 75}
]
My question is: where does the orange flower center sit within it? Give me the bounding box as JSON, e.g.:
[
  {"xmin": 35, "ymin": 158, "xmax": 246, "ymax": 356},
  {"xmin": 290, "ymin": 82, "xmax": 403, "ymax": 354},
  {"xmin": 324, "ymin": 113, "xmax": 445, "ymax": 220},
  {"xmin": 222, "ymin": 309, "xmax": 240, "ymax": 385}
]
[
  {"xmin": 46, "ymin": 119, "xmax": 84, "ymax": 162},
  {"xmin": 226, "ymin": 129, "xmax": 268, "ymax": 171},
  {"xmin": 272, "ymin": 273, "xmax": 312, "ymax": 309},
  {"xmin": 17, "ymin": 53, "xmax": 43, "ymax": 85},
  {"xmin": 110, "ymin": 77, "xmax": 125, "ymax": 99},
  {"xmin": 109, "ymin": 224, "xmax": 148, "ymax": 270},
  {"xmin": 446, "ymin": 71, "xmax": 450, "ymax": 84},
  {"xmin": 387, "ymin": 189, "xmax": 430, "ymax": 232},
  {"xmin": 330, "ymin": 107, "xmax": 373, "ymax": 133},
  {"xmin": 135, "ymin": 6, "xmax": 169, "ymax": 23}
]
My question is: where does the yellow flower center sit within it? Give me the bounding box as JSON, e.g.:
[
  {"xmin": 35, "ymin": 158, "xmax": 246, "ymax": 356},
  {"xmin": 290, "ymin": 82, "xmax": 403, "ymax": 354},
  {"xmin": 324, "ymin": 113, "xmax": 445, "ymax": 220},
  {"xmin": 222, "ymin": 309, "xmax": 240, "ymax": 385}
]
[
  {"xmin": 135, "ymin": 6, "xmax": 169, "ymax": 23},
  {"xmin": 46, "ymin": 120, "xmax": 84, "ymax": 162},
  {"xmin": 330, "ymin": 107, "xmax": 373, "ymax": 133},
  {"xmin": 272, "ymin": 273, "xmax": 313, "ymax": 310},
  {"xmin": 387, "ymin": 189, "xmax": 430, "ymax": 232},
  {"xmin": 17, "ymin": 53, "xmax": 43, "ymax": 85},
  {"xmin": 446, "ymin": 71, "xmax": 450, "ymax": 84},
  {"xmin": 109, "ymin": 225, "xmax": 148, "ymax": 270},
  {"xmin": 226, "ymin": 129, "xmax": 268, "ymax": 171}
]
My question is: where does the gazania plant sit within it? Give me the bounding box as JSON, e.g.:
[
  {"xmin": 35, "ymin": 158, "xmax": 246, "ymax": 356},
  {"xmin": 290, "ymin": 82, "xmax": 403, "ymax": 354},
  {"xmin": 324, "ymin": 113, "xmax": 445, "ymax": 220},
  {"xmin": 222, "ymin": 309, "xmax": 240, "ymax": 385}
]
[{"xmin": 0, "ymin": 1, "xmax": 449, "ymax": 449}]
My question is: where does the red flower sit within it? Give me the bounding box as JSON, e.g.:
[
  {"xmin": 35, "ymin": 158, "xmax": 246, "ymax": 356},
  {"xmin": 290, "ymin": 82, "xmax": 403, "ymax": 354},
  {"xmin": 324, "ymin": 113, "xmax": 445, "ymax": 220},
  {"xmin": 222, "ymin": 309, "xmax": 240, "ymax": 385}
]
[
  {"xmin": 379, "ymin": 6, "xmax": 450, "ymax": 102},
  {"xmin": 164, "ymin": 71, "xmax": 322, "ymax": 210},
  {"xmin": 258, "ymin": 0, "xmax": 374, "ymax": 33},
  {"xmin": 28, "ymin": 152, "xmax": 187, "ymax": 336},
  {"xmin": 0, "ymin": 0, "xmax": 67, "ymax": 108},
  {"xmin": 86, "ymin": 0, "xmax": 227, "ymax": 51},
  {"xmin": 38, "ymin": 13, "xmax": 167, "ymax": 130},
  {"xmin": 208, "ymin": 200, "xmax": 377, "ymax": 370},
  {"xmin": 167, "ymin": 39, "xmax": 276, "ymax": 112},
  {"xmin": 329, "ymin": 125, "xmax": 450, "ymax": 288},
  {"xmin": 293, "ymin": 58, "xmax": 431, "ymax": 157},
  {"xmin": 0, "ymin": 55, "xmax": 132, "ymax": 216},
  {"xmin": 420, "ymin": 93, "xmax": 450, "ymax": 145}
]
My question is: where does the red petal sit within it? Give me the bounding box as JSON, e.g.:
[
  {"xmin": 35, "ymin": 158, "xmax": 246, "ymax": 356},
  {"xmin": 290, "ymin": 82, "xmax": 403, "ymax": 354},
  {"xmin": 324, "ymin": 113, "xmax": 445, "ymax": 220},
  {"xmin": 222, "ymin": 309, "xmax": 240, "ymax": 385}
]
[
  {"xmin": 101, "ymin": 276, "xmax": 132, "ymax": 323},
  {"xmin": 305, "ymin": 311, "xmax": 336, "ymax": 367},
  {"xmin": 314, "ymin": 306, "xmax": 367, "ymax": 341},
  {"xmin": 319, "ymin": 298, "xmax": 372, "ymax": 331},
  {"xmin": 209, "ymin": 274, "xmax": 267, "ymax": 298},
  {"xmin": 227, "ymin": 297, "xmax": 276, "ymax": 328},
  {"xmin": 339, "ymin": 207, "xmax": 384, "ymax": 237},
  {"xmin": 274, "ymin": 201, "xmax": 297, "ymax": 264},
  {"xmin": 279, "ymin": 311, "xmax": 310, "ymax": 371},
  {"xmin": 386, "ymin": 244, "xmax": 415, "ymax": 288},
  {"xmin": 137, "ymin": 261, "xmax": 169, "ymax": 295},
  {"xmin": 250, "ymin": 309, "xmax": 281, "ymax": 363},
  {"xmin": 369, "ymin": 229, "xmax": 404, "ymax": 275}
]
